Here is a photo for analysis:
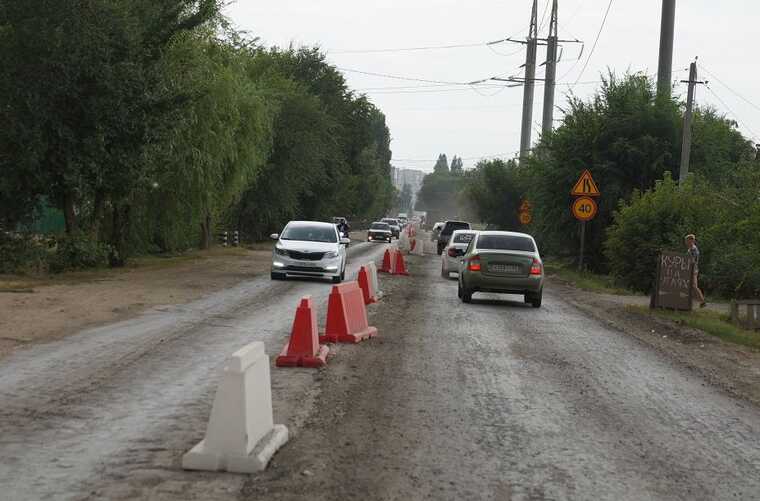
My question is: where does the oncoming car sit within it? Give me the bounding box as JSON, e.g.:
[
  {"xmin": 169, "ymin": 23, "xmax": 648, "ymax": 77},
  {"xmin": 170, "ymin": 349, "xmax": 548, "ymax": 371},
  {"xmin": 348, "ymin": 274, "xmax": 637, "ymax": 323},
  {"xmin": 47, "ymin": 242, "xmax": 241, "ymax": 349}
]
[
  {"xmin": 457, "ymin": 231, "xmax": 544, "ymax": 307},
  {"xmin": 271, "ymin": 221, "xmax": 349, "ymax": 283},
  {"xmin": 381, "ymin": 218, "xmax": 401, "ymax": 238},
  {"xmin": 367, "ymin": 221, "xmax": 393, "ymax": 243},
  {"xmin": 441, "ymin": 229, "xmax": 477, "ymax": 278}
]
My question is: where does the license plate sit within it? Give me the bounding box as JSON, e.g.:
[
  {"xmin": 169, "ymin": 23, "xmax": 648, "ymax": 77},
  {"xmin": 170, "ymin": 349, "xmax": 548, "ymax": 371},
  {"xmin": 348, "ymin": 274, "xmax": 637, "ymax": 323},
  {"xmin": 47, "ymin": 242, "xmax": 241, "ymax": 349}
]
[{"xmin": 489, "ymin": 264, "xmax": 520, "ymax": 274}]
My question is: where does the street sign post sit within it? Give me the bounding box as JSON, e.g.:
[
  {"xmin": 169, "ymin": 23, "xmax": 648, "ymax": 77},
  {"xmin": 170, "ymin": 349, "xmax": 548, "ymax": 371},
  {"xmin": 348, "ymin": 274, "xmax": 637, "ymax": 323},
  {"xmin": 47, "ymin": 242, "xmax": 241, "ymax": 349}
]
[{"xmin": 570, "ymin": 171, "xmax": 600, "ymax": 271}]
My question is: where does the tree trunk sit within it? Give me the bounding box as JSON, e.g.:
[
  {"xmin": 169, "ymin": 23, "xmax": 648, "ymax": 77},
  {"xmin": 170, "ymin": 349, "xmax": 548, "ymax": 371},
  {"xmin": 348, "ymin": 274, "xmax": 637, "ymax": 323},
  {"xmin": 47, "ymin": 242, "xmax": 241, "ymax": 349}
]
[
  {"xmin": 91, "ymin": 190, "xmax": 105, "ymax": 240},
  {"xmin": 109, "ymin": 204, "xmax": 131, "ymax": 268},
  {"xmin": 199, "ymin": 213, "xmax": 212, "ymax": 250},
  {"xmin": 63, "ymin": 192, "xmax": 77, "ymax": 234}
]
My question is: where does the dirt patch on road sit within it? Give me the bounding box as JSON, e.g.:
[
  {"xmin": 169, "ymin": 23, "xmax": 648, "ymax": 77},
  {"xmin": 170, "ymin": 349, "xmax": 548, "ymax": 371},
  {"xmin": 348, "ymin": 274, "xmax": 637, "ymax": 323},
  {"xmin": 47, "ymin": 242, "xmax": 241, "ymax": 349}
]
[
  {"xmin": 549, "ymin": 277, "xmax": 760, "ymax": 408},
  {"xmin": 0, "ymin": 246, "xmax": 273, "ymax": 359}
]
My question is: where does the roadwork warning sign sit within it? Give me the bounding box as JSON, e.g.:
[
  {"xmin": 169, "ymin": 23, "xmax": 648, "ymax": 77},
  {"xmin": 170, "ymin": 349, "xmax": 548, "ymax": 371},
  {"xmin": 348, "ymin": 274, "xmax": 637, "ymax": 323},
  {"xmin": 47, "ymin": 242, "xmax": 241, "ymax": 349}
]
[{"xmin": 571, "ymin": 170, "xmax": 600, "ymax": 197}]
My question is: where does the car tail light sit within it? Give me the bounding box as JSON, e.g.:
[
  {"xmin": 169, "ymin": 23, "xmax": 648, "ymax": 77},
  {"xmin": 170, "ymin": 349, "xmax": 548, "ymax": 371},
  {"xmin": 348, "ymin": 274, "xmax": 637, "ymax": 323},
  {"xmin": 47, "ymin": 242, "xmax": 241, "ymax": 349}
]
[
  {"xmin": 447, "ymin": 247, "xmax": 458, "ymax": 257},
  {"xmin": 467, "ymin": 256, "xmax": 481, "ymax": 272},
  {"xmin": 530, "ymin": 258, "xmax": 542, "ymax": 275}
]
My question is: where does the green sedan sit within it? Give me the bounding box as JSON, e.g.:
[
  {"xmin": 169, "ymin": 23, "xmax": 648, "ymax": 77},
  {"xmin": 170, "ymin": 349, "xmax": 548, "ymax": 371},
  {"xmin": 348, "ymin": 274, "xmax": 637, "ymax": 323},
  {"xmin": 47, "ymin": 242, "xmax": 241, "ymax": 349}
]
[{"xmin": 457, "ymin": 231, "xmax": 544, "ymax": 307}]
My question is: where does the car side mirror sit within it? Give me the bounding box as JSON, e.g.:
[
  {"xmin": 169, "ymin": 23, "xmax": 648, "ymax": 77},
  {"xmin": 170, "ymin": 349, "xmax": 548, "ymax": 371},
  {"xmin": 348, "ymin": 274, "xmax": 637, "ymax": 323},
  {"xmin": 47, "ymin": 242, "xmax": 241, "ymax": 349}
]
[
  {"xmin": 340, "ymin": 238, "xmax": 350, "ymax": 245},
  {"xmin": 270, "ymin": 233, "xmax": 279, "ymax": 240}
]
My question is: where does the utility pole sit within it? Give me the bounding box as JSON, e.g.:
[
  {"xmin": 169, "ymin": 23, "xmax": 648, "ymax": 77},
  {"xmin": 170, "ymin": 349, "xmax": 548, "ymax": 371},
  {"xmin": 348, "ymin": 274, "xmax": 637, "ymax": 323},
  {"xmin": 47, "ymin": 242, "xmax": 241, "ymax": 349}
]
[
  {"xmin": 656, "ymin": 0, "xmax": 676, "ymax": 99},
  {"xmin": 679, "ymin": 60, "xmax": 705, "ymax": 183},
  {"xmin": 519, "ymin": 0, "xmax": 539, "ymax": 161},
  {"xmin": 541, "ymin": 0, "xmax": 559, "ymax": 136}
]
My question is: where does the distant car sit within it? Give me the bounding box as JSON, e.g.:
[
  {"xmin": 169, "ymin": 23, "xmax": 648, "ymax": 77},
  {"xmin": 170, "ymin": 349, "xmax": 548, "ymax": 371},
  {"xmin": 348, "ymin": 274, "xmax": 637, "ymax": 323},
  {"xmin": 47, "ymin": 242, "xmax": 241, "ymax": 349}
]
[
  {"xmin": 437, "ymin": 220, "xmax": 471, "ymax": 255},
  {"xmin": 367, "ymin": 221, "xmax": 393, "ymax": 243},
  {"xmin": 457, "ymin": 231, "xmax": 544, "ymax": 307},
  {"xmin": 381, "ymin": 218, "xmax": 401, "ymax": 238},
  {"xmin": 441, "ymin": 229, "xmax": 478, "ymax": 278},
  {"xmin": 271, "ymin": 221, "xmax": 349, "ymax": 283}
]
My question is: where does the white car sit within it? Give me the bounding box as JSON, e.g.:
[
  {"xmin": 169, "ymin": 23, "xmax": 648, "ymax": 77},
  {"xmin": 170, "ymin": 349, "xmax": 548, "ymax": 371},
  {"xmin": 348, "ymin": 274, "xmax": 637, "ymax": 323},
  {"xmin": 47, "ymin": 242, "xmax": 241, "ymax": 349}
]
[
  {"xmin": 271, "ymin": 221, "xmax": 349, "ymax": 283},
  {"xmin": 441, "ymin": 229, "xmax": 478, "ymax": 278}
]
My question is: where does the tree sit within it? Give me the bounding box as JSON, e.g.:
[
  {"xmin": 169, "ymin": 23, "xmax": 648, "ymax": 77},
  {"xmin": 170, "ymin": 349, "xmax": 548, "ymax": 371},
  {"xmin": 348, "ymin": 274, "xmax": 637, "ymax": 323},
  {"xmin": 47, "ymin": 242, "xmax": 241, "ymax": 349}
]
[
  {"xmin": 461, "ymin": 159, "xmax": 523, "ymax": 230},
  {"xmin": 433, "ymin": 154, "xmax": 449, "ymax": 173},
  {"xmin": 450, "ymin": 156, "xmax": 464, "ymax": 175}
]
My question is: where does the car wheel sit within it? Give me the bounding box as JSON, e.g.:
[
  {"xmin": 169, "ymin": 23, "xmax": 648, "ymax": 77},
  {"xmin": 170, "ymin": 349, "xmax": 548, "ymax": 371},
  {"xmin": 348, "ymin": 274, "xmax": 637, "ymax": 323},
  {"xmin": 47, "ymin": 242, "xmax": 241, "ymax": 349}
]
[
  {"xmin": 529, "ymin": 290, "xmax": 543, "ymax": 308},
  {"xmin": 271, "ymin": 272, "xmax": 285, "ymax": 280},
  {"xmin": 332, "ymin": 274, "xmax": 342, "ymax": 284},
  {"xmin": 459, "ymin": 282, "xmax": 472, "ymax": 303}
]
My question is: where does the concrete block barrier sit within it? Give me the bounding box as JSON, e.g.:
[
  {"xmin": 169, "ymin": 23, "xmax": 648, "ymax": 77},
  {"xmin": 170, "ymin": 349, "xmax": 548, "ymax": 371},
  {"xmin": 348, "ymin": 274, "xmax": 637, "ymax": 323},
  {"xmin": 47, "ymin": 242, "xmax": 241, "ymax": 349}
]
[
  {"xmin": 182, "ymin": 342, "xmax": 289, "ymax": 473},
  {"xmin": 367, "ymin": 261, "xmax": 383, "ymax": 299}
]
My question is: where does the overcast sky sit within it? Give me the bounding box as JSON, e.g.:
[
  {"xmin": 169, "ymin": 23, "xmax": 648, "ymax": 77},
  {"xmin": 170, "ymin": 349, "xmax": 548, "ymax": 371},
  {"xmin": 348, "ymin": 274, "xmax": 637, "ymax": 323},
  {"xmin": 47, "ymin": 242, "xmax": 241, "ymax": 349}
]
[{"xmin": 224, "ymin": 1, "xmax": 760, "ymax": 172}]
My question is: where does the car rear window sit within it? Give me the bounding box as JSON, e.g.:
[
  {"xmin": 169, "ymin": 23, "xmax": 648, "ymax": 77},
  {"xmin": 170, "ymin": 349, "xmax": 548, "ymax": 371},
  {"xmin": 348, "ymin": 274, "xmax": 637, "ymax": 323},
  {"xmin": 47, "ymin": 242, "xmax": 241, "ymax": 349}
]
[
  {"xmin": 442, "ymin": 222, "xmax": 470, "ymax": 235},
  {"xmin": 476, "ymin": 235, "xmax": 535, "ymax": 252},
  {"xmin": 453, "ymin": 233, "xmax": 475, "ymax": 244},
  {"xmin": 370, "ymin": 223, "xmax": 390, "ymax": 230}
]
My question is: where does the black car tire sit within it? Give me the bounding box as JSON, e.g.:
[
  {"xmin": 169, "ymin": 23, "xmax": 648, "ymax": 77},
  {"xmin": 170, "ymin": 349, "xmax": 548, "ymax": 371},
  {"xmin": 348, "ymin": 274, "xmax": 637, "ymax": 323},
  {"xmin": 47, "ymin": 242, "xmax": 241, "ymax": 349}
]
[
  {"xmin": 271, "ymin": 272, "xmax": 286, "ymax": 280},
  {"xmin": 459, "ymin": 282, "xmax": 472, "ymax": 303},
  {"xmin": 527, "ymin": 290, "xmax": 542, "ymax": 308},
  {"xmin": 332, "ymin": 274, "xmax": 342, "ymax": 284}
]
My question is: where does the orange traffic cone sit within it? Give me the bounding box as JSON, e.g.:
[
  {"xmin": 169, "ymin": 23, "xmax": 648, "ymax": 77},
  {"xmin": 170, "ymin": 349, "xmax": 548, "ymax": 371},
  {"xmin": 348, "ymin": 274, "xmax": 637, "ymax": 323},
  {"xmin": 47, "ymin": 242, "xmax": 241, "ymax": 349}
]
[
  {"xmin": 319, "ymin": 282, "xmax": 377, "ymax": 344},
  {"xmin": 380, "ymin": 248, "xmax": 393, "ymax": 273},
  {"xmin": 392, "ymin": 249, "xmax": 409, "ymax": 276},
  {"xmin": 276, "ymin": 296, "xmax": 329, "ymax": 368},
  {"xmin": 358, "ymin": 266, "xmax": 378, "ymax": 305}
]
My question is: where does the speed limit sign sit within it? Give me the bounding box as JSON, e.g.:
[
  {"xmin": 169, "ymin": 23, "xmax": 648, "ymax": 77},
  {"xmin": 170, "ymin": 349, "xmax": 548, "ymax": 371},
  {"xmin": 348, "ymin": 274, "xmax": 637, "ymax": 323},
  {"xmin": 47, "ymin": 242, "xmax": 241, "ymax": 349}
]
[{"xmin": 572, "ymin": 196, "xmax": 598, "ymax": 221}]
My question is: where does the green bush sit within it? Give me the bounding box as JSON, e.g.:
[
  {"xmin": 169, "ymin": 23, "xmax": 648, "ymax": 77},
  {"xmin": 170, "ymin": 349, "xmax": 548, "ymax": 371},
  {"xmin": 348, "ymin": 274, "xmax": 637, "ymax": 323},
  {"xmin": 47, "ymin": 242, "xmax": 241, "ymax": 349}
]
[
  {"xmin": 0, "ymin": 233, "xmax": 49, "ymax": 274},
  {"xmin": 605, "ymin": 169, "xmax": 760, "ymax": 298},
  {"xmin": 604, "ymin": 173, "xmax": 713, "ymax": 292},
  {"xmin": 48, "ymin": 232, "xmax": 110, "ymax": 273}
]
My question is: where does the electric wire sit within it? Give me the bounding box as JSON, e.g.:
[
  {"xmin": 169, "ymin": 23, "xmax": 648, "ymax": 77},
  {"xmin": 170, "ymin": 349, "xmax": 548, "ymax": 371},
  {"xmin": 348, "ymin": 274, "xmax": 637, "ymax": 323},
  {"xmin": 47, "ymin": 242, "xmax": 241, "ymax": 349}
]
[
  {"xmin": 698, "ymin": 64, "xmax": 760, "ymax": 115},
  {"xmin": 570, "ymin": 0, "xmax": 614, "ymax": 88},
  {"xmin": 703, "ymin": 84, "xmax": 760, "ymax": 142}
]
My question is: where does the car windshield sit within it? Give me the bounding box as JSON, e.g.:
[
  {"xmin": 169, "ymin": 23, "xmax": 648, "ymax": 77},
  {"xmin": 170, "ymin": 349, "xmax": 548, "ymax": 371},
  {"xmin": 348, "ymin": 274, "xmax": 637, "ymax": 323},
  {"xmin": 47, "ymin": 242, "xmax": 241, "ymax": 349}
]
[
  {"xmin": 476, "ymin": 235, "xmax": 535, "ymax": 252},
  {"xmin": 370, "ymin": 223, "xmax": 390, "ymax": 230},
  {"xmin": 453, "ymin": 232, "xmax": 476, "ymax": 244},
  {"xmin": 281, "ymin": 224, "xmax": 337, "ymax": 243}
]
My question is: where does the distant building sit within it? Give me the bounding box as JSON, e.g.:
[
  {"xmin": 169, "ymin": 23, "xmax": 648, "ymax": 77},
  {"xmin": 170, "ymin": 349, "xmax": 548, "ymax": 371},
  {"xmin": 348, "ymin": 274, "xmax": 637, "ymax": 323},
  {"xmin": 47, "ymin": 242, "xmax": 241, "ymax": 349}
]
[{"xmin": 391, "ymin": 167, "xmax": 426, "ymax": 207}]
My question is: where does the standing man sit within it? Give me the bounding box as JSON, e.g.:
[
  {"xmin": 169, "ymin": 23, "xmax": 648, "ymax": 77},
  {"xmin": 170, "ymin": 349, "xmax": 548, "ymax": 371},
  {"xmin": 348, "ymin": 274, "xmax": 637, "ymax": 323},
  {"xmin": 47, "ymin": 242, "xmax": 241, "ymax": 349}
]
[{"xmin": 685, "ymin": 234, "xmax": 707, "ymax": 308}]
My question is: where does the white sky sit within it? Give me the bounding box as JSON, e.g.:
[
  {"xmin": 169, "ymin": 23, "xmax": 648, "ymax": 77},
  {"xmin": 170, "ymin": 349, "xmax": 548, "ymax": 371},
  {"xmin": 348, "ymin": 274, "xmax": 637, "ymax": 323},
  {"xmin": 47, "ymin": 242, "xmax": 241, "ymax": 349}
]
[{"xmin": 224, "ymin": 0, "xmax": 760, "ymax": 172}]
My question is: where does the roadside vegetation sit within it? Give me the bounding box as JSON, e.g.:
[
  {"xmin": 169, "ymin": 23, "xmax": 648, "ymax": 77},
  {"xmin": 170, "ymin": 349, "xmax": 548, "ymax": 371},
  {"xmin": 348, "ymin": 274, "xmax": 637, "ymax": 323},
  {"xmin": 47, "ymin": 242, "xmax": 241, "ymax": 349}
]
[
  {"xmin": 416, "ymin": 73, "xmax": 760, "ymax": 301},
  {"xmin": 0, "ymin": 0, "xmax": 394, "ymax": 274},
  {"xmin": 629, "ymin": 306, "xmax": 760, "ymax": 351}
]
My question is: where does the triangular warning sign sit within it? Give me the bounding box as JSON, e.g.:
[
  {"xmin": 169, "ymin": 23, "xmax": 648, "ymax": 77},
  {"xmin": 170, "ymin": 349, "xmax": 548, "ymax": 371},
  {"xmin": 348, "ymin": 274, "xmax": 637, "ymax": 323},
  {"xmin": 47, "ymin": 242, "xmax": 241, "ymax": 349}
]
[{"xmin": 571, "ymin": 170, "xmax": 600, "ymax": 197}]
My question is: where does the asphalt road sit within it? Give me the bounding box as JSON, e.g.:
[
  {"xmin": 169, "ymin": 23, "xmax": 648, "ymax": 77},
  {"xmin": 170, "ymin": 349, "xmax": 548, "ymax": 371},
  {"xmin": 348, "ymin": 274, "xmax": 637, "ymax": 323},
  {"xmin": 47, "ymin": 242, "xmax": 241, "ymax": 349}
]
[{"xmin": 1, "ymin": 243, "xmax": 759, "ymax": 500}]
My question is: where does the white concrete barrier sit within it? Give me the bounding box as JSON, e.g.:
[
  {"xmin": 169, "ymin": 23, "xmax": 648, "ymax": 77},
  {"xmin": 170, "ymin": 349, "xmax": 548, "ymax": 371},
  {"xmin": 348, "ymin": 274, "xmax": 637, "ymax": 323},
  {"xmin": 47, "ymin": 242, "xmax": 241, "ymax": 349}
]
[
  {"xmin": 398, "ymin": 231, "xmax": 410, "ymax": 252},
  {"xmin": 412, "ymin": 238, "xmax": 424, "ymax": 256},
  {"xmin": 367, "ymin": 261, "xmax": 383, "ymax": 299},
  {"xmin": 182, "ymin": 342, "xmax": 288, "ymax": 473}
]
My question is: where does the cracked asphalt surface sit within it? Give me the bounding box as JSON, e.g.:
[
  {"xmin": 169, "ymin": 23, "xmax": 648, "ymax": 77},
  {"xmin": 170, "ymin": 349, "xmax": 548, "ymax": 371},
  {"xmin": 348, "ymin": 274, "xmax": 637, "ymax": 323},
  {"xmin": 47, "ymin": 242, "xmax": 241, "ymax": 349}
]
[{"xmin": 1, "ymin": 243, "xmax": 759, "ymax": 500}]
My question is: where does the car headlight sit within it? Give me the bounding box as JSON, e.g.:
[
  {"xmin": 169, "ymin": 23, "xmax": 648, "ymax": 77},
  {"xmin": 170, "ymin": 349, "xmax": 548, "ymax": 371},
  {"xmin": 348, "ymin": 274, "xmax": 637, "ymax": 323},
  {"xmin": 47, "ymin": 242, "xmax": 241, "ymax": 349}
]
[
  {"xmin": 275, "ymin": 246, "xmax": 288, "ymax": 256},
  {"xmin": 324, "ymin": 251, "xmax": 339, "ymax": 259}
]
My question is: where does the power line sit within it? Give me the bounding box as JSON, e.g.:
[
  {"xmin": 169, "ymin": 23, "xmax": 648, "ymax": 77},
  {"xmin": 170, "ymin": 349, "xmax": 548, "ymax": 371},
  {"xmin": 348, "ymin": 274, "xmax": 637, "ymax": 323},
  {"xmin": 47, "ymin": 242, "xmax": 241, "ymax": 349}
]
[
  {"xmin": 698, "ymin": 64, "xmax": 760, "ymax": 115},
  {"xmin": 703, "ymin": 84, "xmax": 760, "ymax": 142},
  {"xmin": 336, "ymin": 66, "xmax": 490, "ymax": 86},
  {"xmin": 571, "ymin": 0, "xmax": 614, "ymax": 88},
  {"xmin": 329, "ymin": 42, "xmax": 492, "ymax": 54}
]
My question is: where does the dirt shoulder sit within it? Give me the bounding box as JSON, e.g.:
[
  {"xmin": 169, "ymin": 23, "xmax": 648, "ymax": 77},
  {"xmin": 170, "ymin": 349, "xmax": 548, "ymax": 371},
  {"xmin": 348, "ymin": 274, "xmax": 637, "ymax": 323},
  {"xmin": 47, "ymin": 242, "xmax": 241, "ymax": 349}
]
[
  {"xmin": 0, "ymin": 246, "xmax": 274, "ymax": 360},
  {"xmin": 547, "ymin": 276, "xmax": 760, "ymax": 407}
]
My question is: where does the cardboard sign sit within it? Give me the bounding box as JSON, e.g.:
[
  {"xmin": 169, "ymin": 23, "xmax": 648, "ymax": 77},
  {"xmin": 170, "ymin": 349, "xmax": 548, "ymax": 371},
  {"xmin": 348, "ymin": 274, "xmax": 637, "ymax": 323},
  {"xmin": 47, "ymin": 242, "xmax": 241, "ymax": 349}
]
[{"xmin": 650, "ymin": 251, "xmax": 694, "ymax": 311}]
